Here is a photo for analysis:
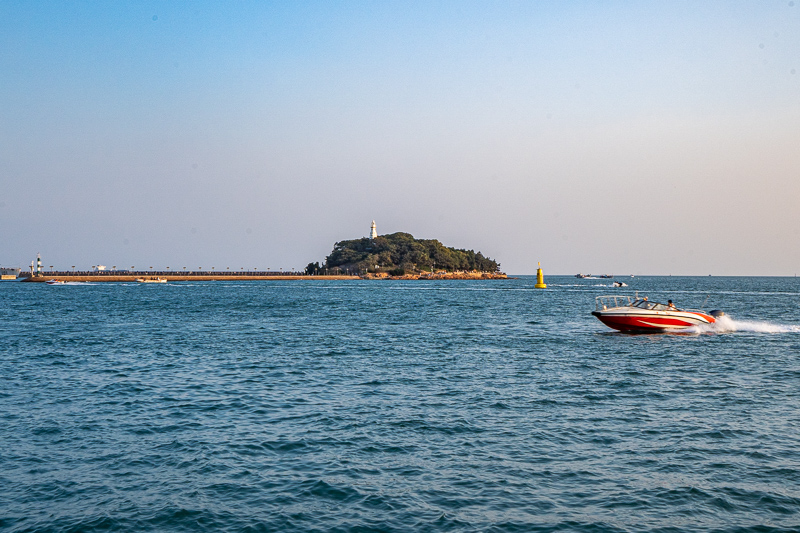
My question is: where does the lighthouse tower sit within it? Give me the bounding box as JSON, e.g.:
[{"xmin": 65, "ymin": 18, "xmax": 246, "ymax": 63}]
[{"xmin": 370, "ymin": 220, "xmax": 377, "ymax": 239}]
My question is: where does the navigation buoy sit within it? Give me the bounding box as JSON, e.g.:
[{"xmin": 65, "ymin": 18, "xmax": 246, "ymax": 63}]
[{"xmin": 535, "ymin": 262, "xmax": 547, "ymax": 289}]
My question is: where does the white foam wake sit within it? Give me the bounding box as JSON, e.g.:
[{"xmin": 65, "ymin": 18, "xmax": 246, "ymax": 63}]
[{"xmin": 686, "ymin": 315, "xmax": 800, "ymax": 334}]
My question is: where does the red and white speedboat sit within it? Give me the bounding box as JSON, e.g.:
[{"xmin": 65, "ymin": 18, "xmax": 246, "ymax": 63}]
[{"xmin": 592, "ymin": 295, "xmax": 722, "ymax": 332}]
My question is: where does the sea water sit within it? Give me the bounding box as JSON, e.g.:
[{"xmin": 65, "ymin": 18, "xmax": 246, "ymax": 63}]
[{"xmin": 1, "ymin": 276, "xmax": 799, "ymax": 532}]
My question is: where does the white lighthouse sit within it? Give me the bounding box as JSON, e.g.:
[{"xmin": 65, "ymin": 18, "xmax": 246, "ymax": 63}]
[{"xmin": 370, "ymin": 220, "xmax": 377, "ymax": 239}]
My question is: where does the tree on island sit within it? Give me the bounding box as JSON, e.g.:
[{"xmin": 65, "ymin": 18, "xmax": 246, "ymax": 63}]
[
  {"xmin": 306, "ymin": 232, "xmax": 500, "ymax": 275},
  {"xmin": 305, "ymin": 261, "xmax": 323, "ymax": 275}
]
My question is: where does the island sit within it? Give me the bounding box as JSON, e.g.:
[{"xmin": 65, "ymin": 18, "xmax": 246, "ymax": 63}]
[{"xmin": 305, "ymin": 232, "xmax": 506, "ymax": 279}]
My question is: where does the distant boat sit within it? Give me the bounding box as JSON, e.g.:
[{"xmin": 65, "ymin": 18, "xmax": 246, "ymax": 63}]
[
  {"xmin": 1, "ymin": 267, "xmax": 20, "ymax": 280},
  {"xmin": 612, "ymin": 281, "xmax": 628, "ymax": 287},
  {"xmin": 136, "ymin": 277, "xmax": 167, "ymax": 283},
  {"xmin": 46, "ymin": 279, "xmax": 65, "ymax": 285}
]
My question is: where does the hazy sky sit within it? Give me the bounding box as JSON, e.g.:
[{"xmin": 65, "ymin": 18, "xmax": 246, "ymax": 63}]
[{"xmin": 2, "ymin": 1, "xmax": 798, "ymax": 275}]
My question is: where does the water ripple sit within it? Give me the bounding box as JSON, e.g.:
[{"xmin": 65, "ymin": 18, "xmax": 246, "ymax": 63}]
[{"xmin": 1, "ymin": 277, "xmax": 800, "ymax": 531}]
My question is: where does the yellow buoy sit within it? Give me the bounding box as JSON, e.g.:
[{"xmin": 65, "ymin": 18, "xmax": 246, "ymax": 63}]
[{"xmin": 535, "ymin": 262, "xmax": 547, "ymax": 289}]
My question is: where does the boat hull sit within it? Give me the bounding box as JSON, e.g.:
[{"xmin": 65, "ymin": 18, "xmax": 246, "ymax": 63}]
[{"xmin": 592, "ymin": 309, "xmax": 715, "ymax": 332}]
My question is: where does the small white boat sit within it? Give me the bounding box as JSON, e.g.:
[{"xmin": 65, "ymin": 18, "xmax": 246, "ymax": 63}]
[
  {"xmin": 136, "ymin": 277, "xmax": 167, "ymax": 283},
  {"xmin": 612, "ymin": 281, "xmax": 628, "ymax": 287},
  {"xmin": 592, "ymin": 294, "xmax": 722, "ymax": 332}
]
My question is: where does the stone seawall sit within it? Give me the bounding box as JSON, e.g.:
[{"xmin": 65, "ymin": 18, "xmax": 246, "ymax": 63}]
[
  {"xmin": 22, "ymin": 274, "xmax": 358, "ymax": 282},
  {"xmin": 21, "ymin": 271, "xmax": 507, "ymax": 282}
]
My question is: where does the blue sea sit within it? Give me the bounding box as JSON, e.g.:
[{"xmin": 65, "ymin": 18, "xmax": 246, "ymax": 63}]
[{"xmin": 2, "ymin": 276, "xmax": 800, "ymax": 532}]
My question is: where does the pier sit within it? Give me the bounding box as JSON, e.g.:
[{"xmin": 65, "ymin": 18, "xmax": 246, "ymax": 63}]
[{"xmin": 20, "ymin": 270, "xmax": 359, "ymax": 282}]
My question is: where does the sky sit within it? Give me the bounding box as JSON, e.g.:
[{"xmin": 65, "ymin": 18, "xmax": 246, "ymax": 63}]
[{"xmin": 1, "ymin": 1, "xmax": 798, "ymax": 275}]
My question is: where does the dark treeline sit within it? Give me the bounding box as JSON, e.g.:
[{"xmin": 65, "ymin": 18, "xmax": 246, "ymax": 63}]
[{"xmin": 306, "ymin": 232, "xmax": 500, "ymax": 275}]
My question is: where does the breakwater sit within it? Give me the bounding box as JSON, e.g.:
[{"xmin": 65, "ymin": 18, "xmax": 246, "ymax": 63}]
[
  {"xmin": 20, "ymin": 270, "xmax": 506, "ymax": 282},
  {"xmin": 21, "ymin": 271, "xmax": 358, "ymax": 282}
]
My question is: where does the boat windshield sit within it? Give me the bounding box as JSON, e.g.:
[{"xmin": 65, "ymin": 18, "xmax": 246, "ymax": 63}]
[
  {"xmin": 596, "ymin": 295, "xmax": 685, "ymax": 312},
  {"xmin": 595, "ymin": 295, "xmax": 633, "ymax": 311},
  {"xmin": 631, "ymin": 299, "xmax": 675, "ymax": 311}
]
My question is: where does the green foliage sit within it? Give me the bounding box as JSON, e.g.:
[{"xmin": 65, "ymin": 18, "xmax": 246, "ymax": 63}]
[
  {"xmin": 322, "ymin": 232, "xmax": 500, "ymax": 273},
  {"xmin": 305, "ymin": 262, "xmax": 322, "ymax": 275}
]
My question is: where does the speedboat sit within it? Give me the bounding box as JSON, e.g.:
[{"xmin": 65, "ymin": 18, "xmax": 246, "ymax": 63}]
[
  {"xmin": 612, "ymin": 281, "xmax": 627, "ymax": 287},
  {"xmin": 136, "ymin": 277, "xmax": 167, "ymax": 283},
  {"xmin": 592, "ymin": 294, "xmax": 722, "ymax": 332},
  {"xmin": 46, "ymin": 279, "xmax": 65, "ymax": 285}
]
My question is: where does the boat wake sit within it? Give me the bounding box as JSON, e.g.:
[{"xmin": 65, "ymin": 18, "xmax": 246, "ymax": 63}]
[{"xmin": 686, "ymin": 315, "xmax": 800, "ymax": 334}]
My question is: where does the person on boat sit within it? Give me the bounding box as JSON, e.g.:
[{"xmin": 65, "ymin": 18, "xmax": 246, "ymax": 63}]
[{"xmin": 668, "ymin": 300, "xmax": 676, "ymax": 309}]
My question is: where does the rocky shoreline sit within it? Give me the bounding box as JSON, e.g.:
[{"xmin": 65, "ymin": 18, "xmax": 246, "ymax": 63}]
[{"xmin": 361, "ymin": 271, "xmax": 507, "ymax": 280}]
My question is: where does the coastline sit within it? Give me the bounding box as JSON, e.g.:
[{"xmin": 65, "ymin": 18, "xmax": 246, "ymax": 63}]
[
  {"xmin": 21, "ymin": 271, "xmax": 506, "ymax": 282},
  {"xmin": 21, "ymin": 274, "xmax": 359, "ymax": 282},
  {"xmin": 363, "ymin": 271, "xmax": 507, "ymax": 280}
]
